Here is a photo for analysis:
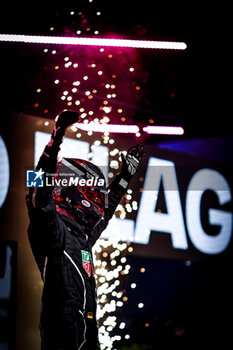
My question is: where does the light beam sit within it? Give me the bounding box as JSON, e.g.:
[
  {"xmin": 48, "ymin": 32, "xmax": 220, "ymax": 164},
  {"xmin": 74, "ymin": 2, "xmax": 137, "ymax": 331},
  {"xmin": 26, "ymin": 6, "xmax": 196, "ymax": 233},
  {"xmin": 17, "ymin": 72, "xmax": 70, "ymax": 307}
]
[
  {"xmin": 144, "ymin": 125, "xmax": 184, "ymax": 135},
  {"xmin": 0, "ymin": 34, "xmax": 187, "ymax": 50},
  {"xmin": 76, "ymin": 123, "xmax": 140, "ymax": 133}
]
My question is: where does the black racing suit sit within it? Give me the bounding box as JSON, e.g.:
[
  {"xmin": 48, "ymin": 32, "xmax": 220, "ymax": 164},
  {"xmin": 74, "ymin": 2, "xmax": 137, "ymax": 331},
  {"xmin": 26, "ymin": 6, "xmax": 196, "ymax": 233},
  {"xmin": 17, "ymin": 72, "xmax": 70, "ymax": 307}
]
[{"xmin": 26, "ymin": 126, "xmax": 130, "ymax": 350}]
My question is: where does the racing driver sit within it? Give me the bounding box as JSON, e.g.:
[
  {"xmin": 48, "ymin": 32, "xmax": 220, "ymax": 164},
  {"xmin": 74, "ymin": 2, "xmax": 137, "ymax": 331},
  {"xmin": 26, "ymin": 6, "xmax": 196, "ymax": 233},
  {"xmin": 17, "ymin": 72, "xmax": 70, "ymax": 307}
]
[{"xmin": 26, "ymin": 110, "xmax": 145, "ymax": 350}]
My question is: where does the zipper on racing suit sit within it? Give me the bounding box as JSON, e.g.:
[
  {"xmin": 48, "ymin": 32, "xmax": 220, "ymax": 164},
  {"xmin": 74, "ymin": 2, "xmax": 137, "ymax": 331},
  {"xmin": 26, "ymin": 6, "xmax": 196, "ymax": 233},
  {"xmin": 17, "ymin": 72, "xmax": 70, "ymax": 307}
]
[{"xmin": 63, "ymin": 250, "xmax": 87, "ymax": 350}]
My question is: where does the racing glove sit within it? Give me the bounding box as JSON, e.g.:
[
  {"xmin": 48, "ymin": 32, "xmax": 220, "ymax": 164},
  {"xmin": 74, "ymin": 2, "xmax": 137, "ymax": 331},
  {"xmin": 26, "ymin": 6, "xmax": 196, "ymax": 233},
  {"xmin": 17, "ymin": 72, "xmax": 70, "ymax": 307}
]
[{"xmin": 119, "ymin": 145, "xmax": 146, "ymax": 186}]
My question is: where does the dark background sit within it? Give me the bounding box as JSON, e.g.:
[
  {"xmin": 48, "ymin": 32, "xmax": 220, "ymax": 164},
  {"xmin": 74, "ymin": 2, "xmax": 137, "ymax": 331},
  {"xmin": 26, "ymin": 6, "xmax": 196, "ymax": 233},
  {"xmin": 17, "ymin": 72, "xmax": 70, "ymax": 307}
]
[{"xmin": 0, "ymin": 0, "xmax": 232, "ymax": 140}]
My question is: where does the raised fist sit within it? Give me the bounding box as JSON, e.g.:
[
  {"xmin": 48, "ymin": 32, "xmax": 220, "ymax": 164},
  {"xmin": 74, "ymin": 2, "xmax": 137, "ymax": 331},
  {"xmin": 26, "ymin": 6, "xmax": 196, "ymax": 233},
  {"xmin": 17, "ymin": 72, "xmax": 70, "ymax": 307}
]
[{"xmin": 56, "ymin": 110, "xmax": 80, "ymax": 130}]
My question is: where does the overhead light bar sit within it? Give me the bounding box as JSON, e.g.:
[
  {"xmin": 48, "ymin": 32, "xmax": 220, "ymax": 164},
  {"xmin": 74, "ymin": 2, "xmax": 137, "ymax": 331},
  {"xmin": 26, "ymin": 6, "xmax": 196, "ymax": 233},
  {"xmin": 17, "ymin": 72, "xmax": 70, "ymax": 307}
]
[
  {"xmin": 0, "ymin": 34, "xmax": 187, "ymax": 50},
  {"xmin": 76, "ymin": 123, "xmax": 140, "ymax": 133},
  {"xmin": 75, "ymin": 123, "xmax": 184, "ymax": 135},
  {"xmin": 144, "ymin": 125, "xmax": 184, "ymax": 135}
]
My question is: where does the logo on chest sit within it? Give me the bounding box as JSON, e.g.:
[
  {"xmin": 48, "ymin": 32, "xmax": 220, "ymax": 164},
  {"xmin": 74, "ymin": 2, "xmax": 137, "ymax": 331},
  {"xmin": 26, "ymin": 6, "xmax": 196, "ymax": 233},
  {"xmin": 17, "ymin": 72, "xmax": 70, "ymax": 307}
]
[{"xmin": 81, "ymin": 250, "xmax": 93, "ymax": 277}]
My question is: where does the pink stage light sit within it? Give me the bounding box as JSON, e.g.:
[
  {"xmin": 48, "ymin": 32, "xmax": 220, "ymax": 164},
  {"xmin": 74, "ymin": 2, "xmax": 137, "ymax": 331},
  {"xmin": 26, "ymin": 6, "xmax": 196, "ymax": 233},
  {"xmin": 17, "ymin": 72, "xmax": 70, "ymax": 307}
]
[
  {"xmin": 77, "ymin": 123, "xmax": 140, "ymax": 133},
  {"xmin": 144, "ymin": 125, "xmax": 184, "ymax": 135},
  {"xmin": 76, "ymin": 123, "xmax": 184, "ymax": 135},
  {"xmin": 0, "ymin": 34, "xmax": 187, "ymax": 50}
]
